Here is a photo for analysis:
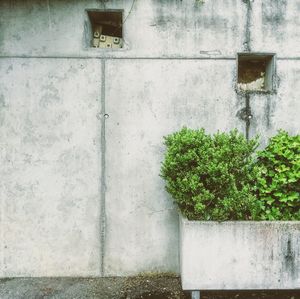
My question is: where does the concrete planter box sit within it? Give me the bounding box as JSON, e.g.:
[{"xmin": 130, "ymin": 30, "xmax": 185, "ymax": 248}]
[{"xmin": 180, "ymin": 216, "xmax": 300, "ymax": 291}]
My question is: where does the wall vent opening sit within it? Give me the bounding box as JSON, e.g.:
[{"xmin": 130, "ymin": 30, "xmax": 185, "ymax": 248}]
[
  {"xmin": 237, "ymin": 53, "xmax": 275, "ymax": 92},
  {"xmin": 87, "ymin": 10, "xmax": 123, "ymax": 49}
]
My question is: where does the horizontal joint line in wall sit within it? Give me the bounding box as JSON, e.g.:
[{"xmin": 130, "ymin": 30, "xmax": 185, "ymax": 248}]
[
  {"xmin": 1, "ymin": 56, "xmax": 300, "ymax": 60},
  {"xmin": 0, "ymin": 55, "xmax": 234, "ymax": 60}
]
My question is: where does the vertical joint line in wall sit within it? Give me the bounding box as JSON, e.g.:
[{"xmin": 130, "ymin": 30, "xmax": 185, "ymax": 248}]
[
  {"xmin": 100, "ymin": 59, "xmax": 106, "ymax": 276},
  {"xmin": 245, "ymin": 94, "xmax": 251, "ymax": 141},
  {"xmin": 244, "ymin": 0, "xmax": 252, "ymax": 52},
  {"xmin": 0, "ymin": 182, "xmax": 4, "ymax": 276}
]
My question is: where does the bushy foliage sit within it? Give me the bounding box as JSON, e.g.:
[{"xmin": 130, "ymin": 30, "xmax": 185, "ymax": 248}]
[
  {"xmin": 160, "ymin": 127, "xmax": 261, "ymax": 221},
  {"xmin": 255, "ymin": 130, "xmax": 300, "ymax": 220},
  {"xmin": 161, "ymin": 128, "xmax": 300, "ymax": 221}
]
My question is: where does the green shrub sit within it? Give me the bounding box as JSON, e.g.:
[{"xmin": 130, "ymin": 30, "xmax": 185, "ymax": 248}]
[
  {"xmin": 160, "ymin": 127, "xmax": 260, "ymax": 221},
  {"xmin": 255, "ymin": 130, "xmax": 300, "ymax": 220}
]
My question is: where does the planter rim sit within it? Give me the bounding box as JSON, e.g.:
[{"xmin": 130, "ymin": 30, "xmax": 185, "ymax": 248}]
[{"xmin": 179, "ymin": 214, "xmax": 300, "ymax": 224}]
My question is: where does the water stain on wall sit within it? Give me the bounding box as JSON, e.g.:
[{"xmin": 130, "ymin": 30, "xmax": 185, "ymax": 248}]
[{"xmin": 262, "ymin": 0, "xmax": 287, "ymax": 41}]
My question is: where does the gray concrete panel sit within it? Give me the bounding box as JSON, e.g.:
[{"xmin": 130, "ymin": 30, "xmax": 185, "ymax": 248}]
[
  {"xmin": 0, "ymin": 58, "xmax": 103, "ymax": 276},
  {"xmin": 104, "ymin": 59, "xmax": 244, "ymax": 276}
]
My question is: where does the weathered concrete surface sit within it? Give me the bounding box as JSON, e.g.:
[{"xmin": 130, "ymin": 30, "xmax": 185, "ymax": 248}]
[
  {"xmin": 180, "ymin": 217, "xmax": 300, "ymax": 290},
  {"xmin": 249, "ymin": 60, "xmax": 300, "ymax": 147},
  {"xmin": 251, "ymin": 0, "xmax": 300, "ymax": 56},
  {"xmin": 0, "ymin": 59, "xmax": 103, "ymax": 276},
  {"xmin": 104, "ymin": 59, "xmax": 243, "ymax": 276},
  {"xmin": 0, "ymin": 0, "xmax": 299, "ymax": 278},
  {"xmin": 0, "ymin": 0, "xmax": 246, "ymax": 58}
]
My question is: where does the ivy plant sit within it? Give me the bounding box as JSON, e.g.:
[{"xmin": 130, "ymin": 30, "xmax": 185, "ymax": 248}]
[{"xmin": 255, "ymin": 130, "xmax": 300, "ymax": 220}]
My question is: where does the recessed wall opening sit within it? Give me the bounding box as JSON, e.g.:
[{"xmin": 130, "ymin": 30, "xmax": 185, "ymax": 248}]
[
  {"xmin": 87, "ymin": 10, "xmax": 123, "ymax": 49},
  {"xmin": 237, "ymin": 53, "xmax": 275, "ymax": 92}
]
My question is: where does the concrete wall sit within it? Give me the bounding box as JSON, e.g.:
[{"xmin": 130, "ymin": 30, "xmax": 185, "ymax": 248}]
[
  {"xmin": 0, "ymin": 59, "xmax": 103, "ymax": 276},
  {"xmin": 0, "ymin": 0, "xmax": 299, "ymax": 277}
]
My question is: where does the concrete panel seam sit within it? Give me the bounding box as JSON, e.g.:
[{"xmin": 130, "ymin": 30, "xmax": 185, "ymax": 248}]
[
  {"xmin": 100, "ymin": 59, "xmax": 107, "ymax": 277},
  {"xmin": 0, "ymin": 56, "xmax": 235, "ymax": 60},
  {"xmin": 0, "ymin": 182, "xmax": 4, "ymax": 276},
  {"xmin": 1, "ymin": 56, "xmax": 300, "ymax": 60}
]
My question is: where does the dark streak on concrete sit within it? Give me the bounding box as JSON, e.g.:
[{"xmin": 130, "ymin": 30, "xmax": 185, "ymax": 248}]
[
  {"xmin": 0, "ymin": 20, "xmax": 3, "ymax": 50},
  {"xmin": 0, "ymin": 278, "xmax": 13, "ymax": 284},
  {"xmin": 262, "ymin": 0, "xmax": 287, "ymax": 25},
  {"xmin": 83, "ymin": 19, "xmax": 91, "ymax": 48},
  {"xmin": 239, "ymin": 1, "xmax": 253, "ymax": 140},
  {"xmin": 0, "ymin": 94, "xmax": 8, "ymax": 126},
  {"xmin": 262, "ymin": 0, "xmax": 287, "ymax": 41},
  {"xmin": 0, "ymin": 94, "xmax": 7, "ymax": 108},
  {"xmin": 284, "ymin": 236, "xmax": 297, "ymax": 280},
  {"xmin": 245, "ymin": 94, "xmax": 251, "ymax": 140},
  {"xmin": 243, "ymin": 0, "xmax": 252, "ymax": 52},
  {"xmin": 236, "ymin": 93, "xmax": 252, "ymax": 141},
  {"xmin": 265, "ymin": 95, "xmax": 271, "ymax": 129},
  {"xmin": 6, "ymin": 64, "xmax": 13, "ymax": 74}
]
